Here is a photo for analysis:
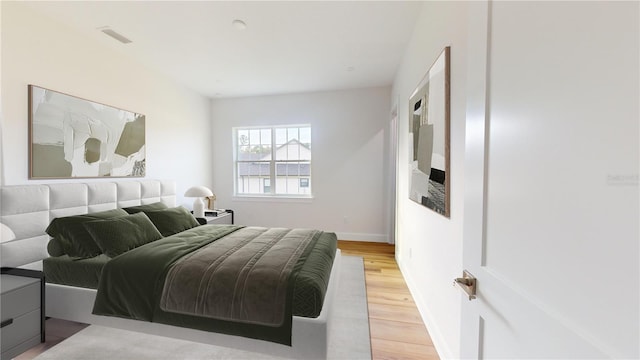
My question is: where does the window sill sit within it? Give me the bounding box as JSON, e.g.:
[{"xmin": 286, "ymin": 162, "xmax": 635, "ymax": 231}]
[{"xmin": 232, "ymin": 195, "xmax": 314, "ymax": 203}]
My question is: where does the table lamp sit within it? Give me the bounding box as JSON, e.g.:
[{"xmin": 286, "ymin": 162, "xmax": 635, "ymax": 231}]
[{"xmin": 184, "ymin": 186, "xmax": 214, "ymax": 218}]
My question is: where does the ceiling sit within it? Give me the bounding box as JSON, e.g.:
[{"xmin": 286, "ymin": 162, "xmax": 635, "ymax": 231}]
[{"xmin": 23, "ymin": 1, "xmax": 423, "ymax": 99}]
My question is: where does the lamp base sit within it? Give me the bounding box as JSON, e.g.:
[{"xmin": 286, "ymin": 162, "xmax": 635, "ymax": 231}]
[{"xmin": 193, "ymin": 198, "xmax": 205, "ymax": 218}]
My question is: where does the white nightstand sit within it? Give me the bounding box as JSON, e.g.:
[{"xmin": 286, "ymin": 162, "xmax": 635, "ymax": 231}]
[{"xmin": 203, "ymin": 210, "xmax": 234, "ymax": 225}]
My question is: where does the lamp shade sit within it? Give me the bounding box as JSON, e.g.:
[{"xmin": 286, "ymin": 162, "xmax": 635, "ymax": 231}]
[
  {"xmin": 184, "ymin": 186, "xmax": 214, "ymax": 218},
  {"xmin": 184, "ymin": 186, "xmax": 213, "ymax": 198},
  {"xmin": 1, "ymin": 223, "xmax": 16, "ymax": 243}
]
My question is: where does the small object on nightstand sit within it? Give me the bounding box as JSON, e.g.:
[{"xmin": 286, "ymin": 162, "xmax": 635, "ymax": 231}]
[
  {"xmin": 202, "ymin": 209, "xmax": 234, "ymax": 225},
  {"xmin": 205, "ymin": 195, "xmax": 216, "ymax": 211}
]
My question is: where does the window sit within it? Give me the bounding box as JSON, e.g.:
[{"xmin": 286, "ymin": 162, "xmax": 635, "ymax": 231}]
[{"xmin": 234, "ymin": 125, "xmax": 311, "ymax": 197}]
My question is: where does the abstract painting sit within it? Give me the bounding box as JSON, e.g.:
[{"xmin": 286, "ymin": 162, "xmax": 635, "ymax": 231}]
[
  {"xmin": 408, "ymin": 47, "xmax": 450, "ymax": 217},
  {"xmin": 28, "ymin": 85, "xmax": 145, "ymax": 179}
]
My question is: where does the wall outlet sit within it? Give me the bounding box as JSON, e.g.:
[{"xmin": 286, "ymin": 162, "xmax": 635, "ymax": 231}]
[
  {"xmin": 409, "ymin": 247, "xmax": 412, "ymax": 259},
  {"xmin": 343, "ymin": 216, "xmax": 348, "ymax": 224}
]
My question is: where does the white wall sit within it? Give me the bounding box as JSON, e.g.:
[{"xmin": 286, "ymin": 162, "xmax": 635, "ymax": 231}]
[
  {"xmin": 210, "ymin": 87, "xmax": 392, "ymax": 241},
  {"xmin": 0, "ymin": 2, "xmax": 212, "ymax": 206},
  {"xmin": 391, "ymin": 2, "xmax": 468, "ymax": 358},
  {"xmin": 0, "ymin": 1, "xmax": 4, "ymax": 186}
]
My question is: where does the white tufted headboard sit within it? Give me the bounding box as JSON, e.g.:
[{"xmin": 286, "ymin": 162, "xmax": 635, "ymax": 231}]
[{"xmin": 0, "ymin": 180, "xmax": 176, "ymax": 268}]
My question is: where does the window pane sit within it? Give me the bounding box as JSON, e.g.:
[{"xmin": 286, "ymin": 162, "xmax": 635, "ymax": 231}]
[
  {"xmin": 273, "ymin": 161, "xmax": 311, "ymax": 194},
  {"xmin": 299, "ymin": 127, "xmax": 311, "ymax": 145},
  {"xmin": 275, "ymin": 147, "xmax": 284, "ymax": 161},
  {"xmin": 249, "ymin": 175, "xmax": 262, "ymax": 194},
  {"xmin": 287, "ymin": 127, "xmax": 298, "ymax": 142},
  {"xmin": 236, "ymin": 163, "xmax": 246, "ymax": 193},
  {"xmin": 275, "ymin": 128, "xmax": 287, "ymax": 146},
  {"xmin": 238, "ymin": 146, "xmax": 251, "ymax": 161},
  {"xmin": 237, "ymin": 161, "xmax": 270, "ymax": 194},
  {"xmin": 249, "ymin": 129, "xmax": 261, "ymax": 145},
  {"xmin": 260, "ymin": 129, "xmax": 271, "ymax": 145},
  {"xmin": 299, "ymin": 142, "xmax": 311, "ymax": 160},
  {"xmin": 258, "ymin": 145, "xmax": 272, "ymax": 160},
  {"xmin": 274, "ymin": 127, "xmax": 309, "ymax": 161},
  {"xmin": 263, "ymin": 178, "xmax": 271, "ymax": 193},
  {"xmin": 291, "ymin": 143, "xmax": 300, "ymax": 160},
  {"xmin": 238, "ymin": 130, "xmax": 249, "ymax": 145}
]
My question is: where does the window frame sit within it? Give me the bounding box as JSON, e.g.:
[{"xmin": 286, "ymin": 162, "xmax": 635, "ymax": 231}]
[{"xmin": 233, "ymin": 124, "xmax": 313, "ymax": 199}]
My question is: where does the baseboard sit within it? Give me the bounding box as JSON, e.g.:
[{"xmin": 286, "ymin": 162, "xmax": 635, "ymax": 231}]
[
  {"xmin": 397, "ymin": 259, "xmax": 452, "ymax": 360},
  {"xmin": 334, "ymin": 232, "xmax": 388, "ymax": 243}
]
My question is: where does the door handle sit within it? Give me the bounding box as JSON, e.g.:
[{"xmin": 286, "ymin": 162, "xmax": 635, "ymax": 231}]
[{"xmin": 454, "ymin": 270, "xmax": 477, "ymax": 300}]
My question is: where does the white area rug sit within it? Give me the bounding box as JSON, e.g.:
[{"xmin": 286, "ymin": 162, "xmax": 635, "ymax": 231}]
[{"xmin": 35, "ymin": 255, "xmax": 371, "ymax": 360}]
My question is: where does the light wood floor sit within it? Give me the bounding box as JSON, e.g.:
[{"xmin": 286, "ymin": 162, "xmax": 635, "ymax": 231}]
[
  {"xmin": 16, "ymin": 240, "xmax": 439, "ymax": 360},
  {"xmin": 338, "ymin": 240, "xmax": 439, "ymax": 360}
]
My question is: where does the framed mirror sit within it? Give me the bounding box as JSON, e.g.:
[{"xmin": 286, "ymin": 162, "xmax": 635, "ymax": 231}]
[{"xmin": 408, "ymin": 46, "xmax": 450, "ymax": 217}]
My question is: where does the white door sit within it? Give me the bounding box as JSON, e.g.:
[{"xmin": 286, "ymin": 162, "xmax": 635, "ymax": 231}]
[{"xmin": 460, "ymin": 1, "xmax": 639, "ymax": 358}]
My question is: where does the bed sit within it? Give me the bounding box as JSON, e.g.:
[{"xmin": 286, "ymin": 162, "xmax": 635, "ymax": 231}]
[{"xmin": 0, "ymin": 180, "xmax": 341, "ymax": 359}]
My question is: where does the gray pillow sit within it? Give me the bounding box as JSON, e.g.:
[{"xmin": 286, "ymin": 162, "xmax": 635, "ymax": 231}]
[
  {"xmin": 46, "ymin": 208, "xmax": 129, "ymax": 258},
  {"xmin": 143, "ymin": 206, "xmax": 200, "ymax": 237},
  {"xmin": 83, "ymin": 212, "xmax": 163, "ymax": 258},
  {"xmin": 122, "ymin": 202, "xmax": 168, "ymax": 214}
]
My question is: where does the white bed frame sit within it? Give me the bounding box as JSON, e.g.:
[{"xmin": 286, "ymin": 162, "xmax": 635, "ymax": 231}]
[{"xmin": 0, "ymin": 180, "xmax": 341, "ymax": 359}]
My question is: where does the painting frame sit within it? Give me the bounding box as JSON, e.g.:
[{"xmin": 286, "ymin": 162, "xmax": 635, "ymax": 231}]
[
  {"xmin": 408, "ymin": 46, "xmax": 451, "ymax": 217},
  {"xmin": 28, "ymin": 85, "xmax": 146, "ymax": 179}
]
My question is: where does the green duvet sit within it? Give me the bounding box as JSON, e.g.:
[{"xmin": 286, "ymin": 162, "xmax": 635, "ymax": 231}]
[{"xmin": 92, "ymin": 224, "xmax": 337, "ymax": 345}]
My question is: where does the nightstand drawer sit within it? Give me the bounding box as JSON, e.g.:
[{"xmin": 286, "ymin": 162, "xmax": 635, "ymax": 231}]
[
  {"xmin": 1, "ymin": 281, "xmax": 40, "ymax": 319},
  {"xmin": 204, "ymin": 212, "xmax": 233, "ymax": 225},
  {"xmin": 0, "ymin": 271, "xmax": 44, "ymax": 359},
  {"xmin": 0, "ymin": 308, "xmax": 40, "ymax": 351}
]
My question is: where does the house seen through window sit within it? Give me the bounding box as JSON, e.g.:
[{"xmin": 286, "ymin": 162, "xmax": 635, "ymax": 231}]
[{"xmin": 234, "ymin": 125, "xmax": 311, "ymax": 197}]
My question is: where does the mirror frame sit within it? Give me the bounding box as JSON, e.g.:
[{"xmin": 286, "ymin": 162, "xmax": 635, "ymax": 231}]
[{"xmin": 408, "ymin": 46, "xmax": 451, "ymax": 217}]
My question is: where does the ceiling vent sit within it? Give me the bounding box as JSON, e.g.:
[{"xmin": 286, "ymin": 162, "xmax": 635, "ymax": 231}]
[{"xmin": 99, "ymin": 27, "xmax": 132, "ymax": 44}]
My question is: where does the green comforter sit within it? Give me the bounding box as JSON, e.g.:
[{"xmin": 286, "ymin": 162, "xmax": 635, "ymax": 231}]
[{"xmin": 92, "ymin": 224, "xmax": 337, "ymax": 345}]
